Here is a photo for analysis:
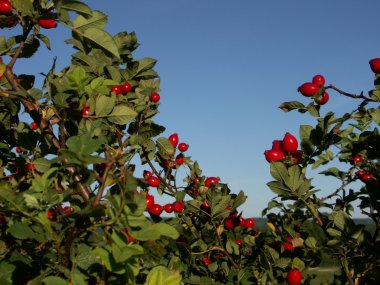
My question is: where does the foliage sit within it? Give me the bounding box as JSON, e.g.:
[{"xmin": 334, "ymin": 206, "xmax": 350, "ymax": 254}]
[{"xmin": 0, "ymin": 1, "xmax": 379, "ymax": 285}]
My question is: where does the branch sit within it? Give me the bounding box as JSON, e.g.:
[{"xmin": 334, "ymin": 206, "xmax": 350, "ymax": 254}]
[
  {"xmin": 321, "ymin": 180, "xmax": 353, "ymax": 202},
  {"xmin": 327, "ymin": 84, "xmax": 374, "ymax": 102}
]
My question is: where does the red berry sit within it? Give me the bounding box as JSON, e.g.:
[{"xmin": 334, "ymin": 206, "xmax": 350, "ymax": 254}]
[
  {"xmin": 355, "ymin": 170, "xmax": 365, "ymax": 178},
  {"xmin": 63, "ymin": 206, "xmax": 73, "ymax": 216},
  {"xmin": 286, "ymin": 269, "xmax": 302, "ymax": 285},
  {"xmin": 27, "ymin": 163, "xmax": 35, "ymax": 172},
  {"xmin": 31, "ymin": 122, "xmax": 38, "ymax": 130},
  {"xmin": 82, "ymin": 106, "xmax": 90, "ymax": 118},
  {"xmin": 360, "ymin": 172, "xmax": 374, "ymax": 183},
  {"xmin": 123, "ymin": 228, "xmax": 135, "ymax": 243},
  {"xmin": 148, "ymin": 176, "xmax": 160, "ymax": 187},
  {"xmin": 175, "ymin": 153, "xmax": 184, "ymax": 165},
  {"xmin": 47, "ymin": 209, "xmax": 57, "ymax": 222},
  {"xmin": 172, "ymin": 201, "xmax": 184, "ymax": 213},
  {"xmin": 312, "ymin": 74, "xmax": 325, "ymax": 87},
  {"xmin": 205, "ymin": 177, "xmax": 219, "ymax": 187},
  {"xmin": 150, "ymin": 92, "xmax": 160, "ymax": 103},
  {"xmin": 202, "ymin": 257, "xmax": 211, "ymax": 266},
  {"xmin": 283, "ymin": 236, "xmax": 295, "ymax": 252},
  {"xmin": 111, "ymin": 85, "xmax": 123, "ymax": 95},
  {"xmin": 178, "ymin": 142, "xmax": 189, "ymax": 152},
  {"xmin": 369, "ymin": 58, "xmax": 380, "ymax": 74},
  {"xmin": 264, "ymin": 149, "xmax": 285, "ymax": 162},
  {"xmin": 316, "ymin": 92, "xmax": 329, "ymax": 105},
  {"xmin": 224, "ymin": 218, "xmax": 238, "ymax": 230},
  {"xmin": 282, "ymin": 133, "xmax": 298, "ymax": 153},
  {"xmin": 239, "ymin": 217, "xmax": 245, "ymax": 227},
  {"xmin": 148, "ymin": 204, "xmax": 163, "ymax": 216},
  {"xmin": 298, "ymin": 82, "xmax": 319, "ymax": 97},
  {"xmin": 121, "ymin": 82, "xmax": 132, "ymax": 94},
  {"xmin": 146, "ymin": 193, "xmax": 155, "ymax": 209},
  {"xmin": 353, "ymin": 155, "xmax": 363, "ymax": 165},
  {"xmin": 164, "ymin": 203, "xmax": 173, "ymax": 213},
  {"xmin": 38, "ymin": 19, "xmax": 57, "ymax": 29},
  {"xmin": 291, "ymin": 150, "xmax": 303, "ymax": 164},
  {"xmin": 168, "ymin": 133, "xmax": 179, "ymax": 147},
  {"xmin": 243, "ymin": 218, "xmax": 255, "ymax": 228},
  {"xmin": 15, "ymin": 147, "xmax": 21, "ymax": 154},
  {"xmin": 235, "ymin": 239, "xmax": 242, "ymax": 246},
  {"xmin": 143, "ymin": 170, "xmax": 152, "ymax": 179},
  {"xmin": 271, "ymin": 140, "xmax": 283, "ymax": 150},
  {"xmin": 0, "ymin": 0, "xmax": 12, "ymax": 15},
  {"xmin": 0, "ymin": 214, "xmax": 6, "ymax": 225}
]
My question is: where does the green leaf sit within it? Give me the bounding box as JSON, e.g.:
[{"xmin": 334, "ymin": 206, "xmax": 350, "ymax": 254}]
[
  {"xmin": 304, "ymin": 236, "xmax": 317, "ymax": 248},
  {"xmin": 8, "ymin": 222, "xmax": 36, "ymax": 240},
  {"xmin": 12, "ymin": 0, "xmax": 33, "ymax": 16},
  {"xmin": 270, "ymin": 162, "xmax": 289, "ymax": 184},
  {"xmin": 0, "ymin": 262, "xmax": 16, "ymax": 285},
  {"xmin": 75, "ymin": 244, "xmax": 100, "ymax": 270},
  {"xmin": 93, "ymin": 247, "xmax": 126, "ymax": 274},
  {"xmin": 83, "ymin": 28, "xmax": 120, "ymax": 59},
  {"xmin": 299, "ymin": 125, "xmax": 313, "ymax": 140},
  {"xmin": 42, "ymin": 276, "xmax": 67, "ymax": 285},
  {"xmin": 132, "ymin": 223, "xmax": 179, "ymax": 241},
  {"xmin": 66, "ymin": 133, "xmax": 104, "ymax": 155},
  {"xmin": 292, "ymin": 257, "xmax": 305, "ymax": 270},
  {"xmin": 156, "ymin": 137, "xmax": 175, "ymax": 158},
  {"xmin": 266, "ymin": 181, "xmax": 289, "ymax": 195},
  {"xmin": 368, "ymin": 108, "xmax": 380, "ymax": 125},
  {"xmin": 279, "ymin": 101, "xmax": 306, "ymax": 112},
  {"xmin": 274, "ymin": 257, "xmax": 291, "ymax": 269},
  {"xmin": 62, "ymin": 0, "xmax": 92, "ymax": 17},
  {"xmin": 72, "ymin": 10, "xmax": 107, "ymax": 31},
  {"xmin": 326, "ymin": 228, "xmax": 341, "ymax": 237},
  {"xmin": 95, "ymin": 94, "xmax": 116, "ymax": 116},
  {"xmin": 136, "ymin": 58, "xmax": 157, "ymax": 75},
  {"xmin": 36, "ymin": 34, "xmax": 51, "ymax": 50},
  {"xmin": 286, "ymin": 165, "xmax": 302, "ymax": 192},
  {"xmin": 107, "ymin": 105, "xmax": 137, "ymax": 125},
  {"xmin": 33, "ymin": 157, "xmax": 52, "ymax": 173},
  {"xmin": 144, "ymin": 266, "xmax": 182, "ymax": 285}
]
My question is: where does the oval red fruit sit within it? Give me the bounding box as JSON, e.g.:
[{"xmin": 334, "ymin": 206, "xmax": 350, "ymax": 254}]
[
  {"xmin": 243, "ymin": 218, "xmax": 255, "ymax": 228},
  {"xmin": 31, "ymin": 122, "xmax": 38, "ymax": 130},
  {"xmin": 111, "ymin": 85, "xmax": 123, "ymax": 95},
  {"xmin": 150, "ymin": 92, "xmax": 160, "ymax": 103},
  {"xmin": 283, "ymin": 236, "xmax": 295, "ymax": 252},
  {"xmin": 0, "ymin": 0, "xmax": 12, "ymax": 15},
  {"xmin": 369, "ymin": 58, "xmax": 380, "ymax": 74},
  {"xmin": 202, "ymin": 257, "xmax": 211, "ymax": 266},
  {"xmin": 298, "ymin": 82, "xmax": 319, "ymax": 97},
  {"xmin": 282, "ymin": 133, "xmax": 298, "ymax": 153},
  {"xmin": 178, "ymin": 142, "xmax": 189, "ymax": 152},
  {"xmin": 148, "ymin": 204, "xmax": 163, "ymax": 216},
  {"xmin": 175, "ymin": 153, "xmax": 184, "ymax": 165},
  {"xmin": 121, "ymin": 82, "xmax": 132, "ymax": 93},
  {"xmin": 143, "ymin": 170, "xmax": 152, "ymax": 179},
  {"xmin": 205, "ymin": 176, "xmax": 219, "ymax": 187},
  {"xmin": 38, "ymin": 19, "xmax": 57, "ymax": 29},
  {"xmin": 145, "ymin": 193, "xmax": 155, "ymax": 209},
  {"xmin": 82, "ymin": 106, "xmax": 90, "ymax": 118},
  {"xmin": 286, "ymin": 269, "xmax": 302, "ymax": 285},
  {"xmin": 47, "ymin": 209, "xmax": 57, "ymax": 222},
  {"xmin": 163, "ymin": 203, "xmax": 173, "ymax": 213},
  {"xmin": 353, "ymin": 155, "xmax": 363, "ymax": 165},
  {"xmin": 168, "ymin": 133, "xmax": 179, "ymax": 147},
  {"xmin": 264, "ymin": 149, "xmax": 285, "ymax": 162},
  {"xmin": 312, "ymin": 74, "xmax": 325, "ymax": 87},
  {"xmin": 172, "ymin": 201, "xmax": 184, "ymax": 213},
  {"xmin": 271, "ymin": 140, "xmax": 283, "ymax": 150},
  {"xmin": 148, "ymin": 176, "xmax": 160, "ymax": 187},
  {"xmin": 316, "ymin": 92, "xmax": 329, "ymax": 105}
]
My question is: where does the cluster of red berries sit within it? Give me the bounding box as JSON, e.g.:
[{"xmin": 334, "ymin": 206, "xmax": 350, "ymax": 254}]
[
  {"xmin": 352, "ymin": 154, "xmax": 375, "ymax": 183},
  {"xmin": 298, "ymin": 74, "xmax": 329, "ymax": 105},
  {"xmin": 111, "ymin": 82, "xmax": 133, "ymax": 95},
  {"xmin": 144, "ymin": 191, "xmax": 184, "ymax": 217},
  {"xmin": 264, "ymin": 132, "xmax": 302, "ymax": 164}
]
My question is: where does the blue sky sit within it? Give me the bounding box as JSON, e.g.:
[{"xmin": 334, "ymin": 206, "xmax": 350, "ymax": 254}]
[{"xmin": 4, "ymin": 1, "xmax": 380, "ymax": 217}]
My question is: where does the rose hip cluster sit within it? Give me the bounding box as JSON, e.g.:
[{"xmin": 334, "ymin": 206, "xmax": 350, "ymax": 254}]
[
  {"xmin": 144, "ymin": 191, "xmax": 184, "ymax": 217},
  {"xmin": 297, "ymin": 74, "xmax": 329, "ymax": 105},
  {"xmin": 264, "ymin": 132, "xmax": 302, "ymax": 164}
]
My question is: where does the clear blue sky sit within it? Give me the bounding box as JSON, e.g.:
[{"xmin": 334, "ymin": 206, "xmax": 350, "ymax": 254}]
[{"xmin": 4, "ymin": 1, "xmax": 380, "ymax": 217}]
